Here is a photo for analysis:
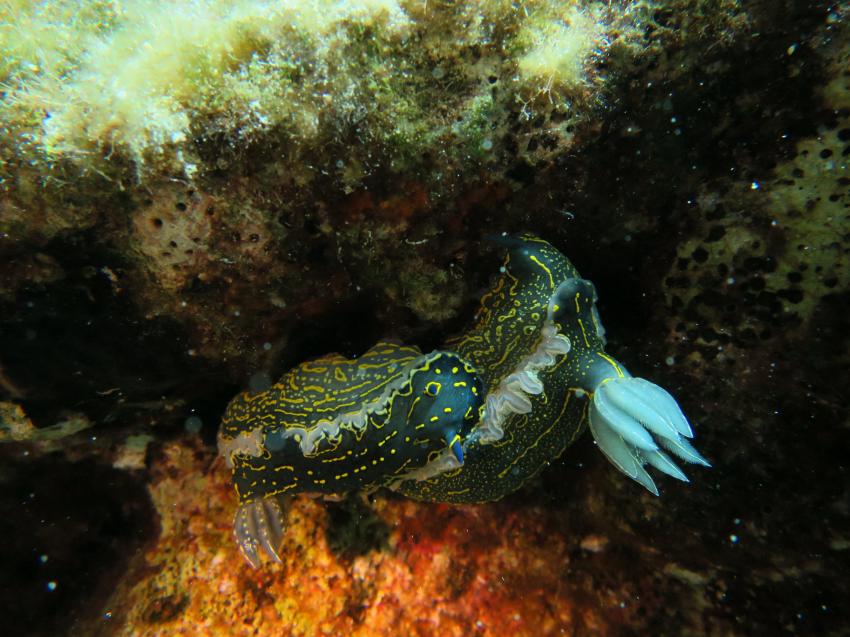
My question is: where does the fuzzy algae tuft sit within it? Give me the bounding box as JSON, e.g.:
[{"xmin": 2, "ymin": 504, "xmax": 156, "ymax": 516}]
[
  {"xmin": 517, "ymin": 4, "xmax": 607, "ymax": 93},
  {"xmin": 0, "ymin": 0, "xmax": 620, "ymax": 183},
  {"xmin": 3, "ymin": 0, "xmax": 412, "ymax": 174}
]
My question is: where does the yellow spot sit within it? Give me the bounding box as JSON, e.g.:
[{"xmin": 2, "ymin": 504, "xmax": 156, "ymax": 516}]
[
  {"xmin": 443, "ymin": 407, "xmax": 452, "ymax": 413},
  {"xmin": 429, "ymin": 415, "xmax": 439, "ymax": 422}
]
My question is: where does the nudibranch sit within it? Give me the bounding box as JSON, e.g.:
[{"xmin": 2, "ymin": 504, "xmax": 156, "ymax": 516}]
[{"xmin": 219, "ymin": 235, "xmax": 709, "ymax": 567}]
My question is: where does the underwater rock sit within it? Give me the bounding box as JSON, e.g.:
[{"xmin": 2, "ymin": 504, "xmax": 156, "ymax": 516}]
[
  {"xmin": 86, "ymin": 435, "xmax": 690, "ymax": 636},
  {"xmin": 0, "ymin": 1, "xmax": 848, "ymax": 636},
  {"xmin": 0, "ymin": 402, "xmax": 91, "ymax": 446}
]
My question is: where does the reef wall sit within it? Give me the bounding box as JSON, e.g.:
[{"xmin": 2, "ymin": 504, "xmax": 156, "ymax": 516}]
[{"xmin": 0, "ymin": 1, "xmax": 848, "ymax": 635}]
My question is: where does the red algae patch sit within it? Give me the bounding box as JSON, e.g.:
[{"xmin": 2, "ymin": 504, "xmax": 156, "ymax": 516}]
[{"xmin": 98, "ymin": 436, "xmax": 638, "ymax": 636}]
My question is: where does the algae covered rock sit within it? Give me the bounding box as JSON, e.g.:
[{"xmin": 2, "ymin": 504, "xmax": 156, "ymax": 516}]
[
  {"xmin": 2, "ymin": 1, "xmax": 849, "ymax": 636},
  {"xmin": 1, "ymin": 0, "xmax": 660, "ymax": 377}
]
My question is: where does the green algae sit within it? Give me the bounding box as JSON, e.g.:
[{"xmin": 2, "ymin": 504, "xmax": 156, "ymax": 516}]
[{"xmin": 0, "ymin": 0, "xmax": 618, "ymax": 186}]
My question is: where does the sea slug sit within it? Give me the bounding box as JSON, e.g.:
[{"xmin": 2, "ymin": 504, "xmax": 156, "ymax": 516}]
[{"xmin": 219, "ymin": 235, "xmax": 709, "ymax": 566}]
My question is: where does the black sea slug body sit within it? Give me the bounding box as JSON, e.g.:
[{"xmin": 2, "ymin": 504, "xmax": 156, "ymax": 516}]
[
  {"xmin": 218, "ymin": 235, "xmax": 710, "ymax": 567},
  {"xmin": 218, "ymin": 343, "xmax": 483, "ymax": 567}
]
